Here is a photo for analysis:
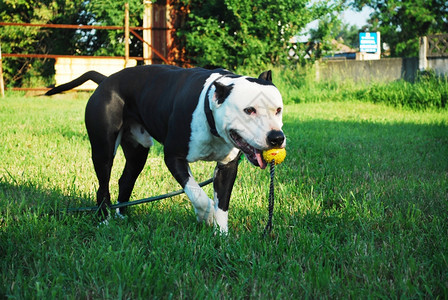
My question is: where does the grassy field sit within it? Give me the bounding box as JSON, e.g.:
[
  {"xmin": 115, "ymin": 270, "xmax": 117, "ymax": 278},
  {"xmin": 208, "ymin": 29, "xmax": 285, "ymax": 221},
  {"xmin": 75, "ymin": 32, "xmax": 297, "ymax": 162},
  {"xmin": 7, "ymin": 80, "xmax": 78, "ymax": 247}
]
[{"xmin": 1, "ymin": 91, "xmax": 447, "ymax": 298}]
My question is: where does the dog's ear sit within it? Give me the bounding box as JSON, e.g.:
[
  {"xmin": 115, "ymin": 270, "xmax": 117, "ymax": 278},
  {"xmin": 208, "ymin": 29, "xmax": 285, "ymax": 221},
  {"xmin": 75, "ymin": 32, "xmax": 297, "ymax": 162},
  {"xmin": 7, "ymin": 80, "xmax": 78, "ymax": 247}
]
[
  {"xmin": 258, "ymin": 70, "xmax": 272, "ymax": 82},
  {"xmin": 213, "ymin": 82, "xmax": 234, "ymax": 105}
]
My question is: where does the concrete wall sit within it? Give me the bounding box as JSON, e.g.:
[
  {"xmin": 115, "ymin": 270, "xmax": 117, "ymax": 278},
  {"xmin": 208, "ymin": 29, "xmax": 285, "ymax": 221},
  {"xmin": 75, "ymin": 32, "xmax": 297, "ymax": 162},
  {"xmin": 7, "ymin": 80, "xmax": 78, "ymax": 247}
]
[
  {"xmin": 316, "ymin": 57, "xmax": 419, "ymax": 82},
  {"xmin": 428, "ymin": 58, "xmax": 448, "ymax": 76},
  {"xmin": 55, "ymin": 57, "xmax": 137, "ymax": 90},
  {"xmin": 316, "ymin": 34, "xmax": 448, "ymax": 83}
]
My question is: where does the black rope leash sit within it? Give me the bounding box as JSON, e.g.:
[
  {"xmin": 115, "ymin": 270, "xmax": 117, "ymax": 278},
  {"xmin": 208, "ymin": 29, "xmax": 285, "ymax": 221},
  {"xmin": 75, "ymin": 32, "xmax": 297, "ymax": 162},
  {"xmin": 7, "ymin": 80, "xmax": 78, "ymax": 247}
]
[
  {"xmin": 261, "ymin": 147, "xmax": 286, "ymax": 236},
  {"xmin": 263, "ymin": 160, "xmax": 276, "ymax": 235},
  {"xmin": 65, "ymin": 156, "xmax": 282, "ymax": 235},
  {"xmin": 65, "ymin": 178, "xmax": 213, "ymax": 213}
]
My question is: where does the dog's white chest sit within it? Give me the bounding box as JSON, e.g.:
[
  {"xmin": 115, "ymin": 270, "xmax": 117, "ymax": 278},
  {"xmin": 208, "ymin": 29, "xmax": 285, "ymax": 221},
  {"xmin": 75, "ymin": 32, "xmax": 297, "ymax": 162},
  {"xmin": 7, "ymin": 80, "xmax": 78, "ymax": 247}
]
[
  {"xmin": 187, "ymin": 98, "xmax": 238, "ymax": 164},
  {"xmin": 187, "ymin": 128, "xmax": 238, "ymax": 163}
]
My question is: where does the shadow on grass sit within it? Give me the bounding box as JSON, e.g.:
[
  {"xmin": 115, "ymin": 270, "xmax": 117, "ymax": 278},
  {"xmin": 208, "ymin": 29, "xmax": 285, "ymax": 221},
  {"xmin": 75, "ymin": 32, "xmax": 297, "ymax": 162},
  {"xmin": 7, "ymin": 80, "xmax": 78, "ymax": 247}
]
[
  {"xmin": 0, "ymin": 172, "xmax": 195, "ymax": 229},
  {"xmin": 0, "ymin": 176, "xmax": 96, "ymax": 219}
]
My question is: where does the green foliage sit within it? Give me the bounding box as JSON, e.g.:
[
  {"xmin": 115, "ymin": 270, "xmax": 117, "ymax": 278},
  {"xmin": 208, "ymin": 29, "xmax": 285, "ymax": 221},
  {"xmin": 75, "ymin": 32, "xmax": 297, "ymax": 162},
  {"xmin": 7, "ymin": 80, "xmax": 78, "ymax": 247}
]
[
  {"xmin": 176, "ymin": 0, "xmax": 334, "ymax": 70},
  {"xmin": 79, "ymin": 0, "xmax": 144, "ymax": 57},
  {"xmin": 351, "ymin": 0, "xmax": 448, "ymax": 57},
  {"xmin": 308, "ymin": 2, "xmax": 345, "ymax": 59},
  {"xmin": 1, "ymin": 95, "xmax": 447, "ymax": 298},
  {"xmin": 335, "ymin": 23, "xmax": 360, "ymax": 49},
  {"xmin": 364, "ymin": 73, "xmax": 448, "ymax": 109}
]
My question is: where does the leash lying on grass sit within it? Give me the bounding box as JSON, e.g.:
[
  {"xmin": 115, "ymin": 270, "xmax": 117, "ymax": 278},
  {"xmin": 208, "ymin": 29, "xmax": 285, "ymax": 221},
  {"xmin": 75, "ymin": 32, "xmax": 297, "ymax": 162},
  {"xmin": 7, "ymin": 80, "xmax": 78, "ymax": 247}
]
[
  {"xmin": 65, "ymin": 178, "xmax": 214, "ymax": 213},
  {"xmin": 66, "ymin": 148, "xmax": 286, "ymax": 234}
]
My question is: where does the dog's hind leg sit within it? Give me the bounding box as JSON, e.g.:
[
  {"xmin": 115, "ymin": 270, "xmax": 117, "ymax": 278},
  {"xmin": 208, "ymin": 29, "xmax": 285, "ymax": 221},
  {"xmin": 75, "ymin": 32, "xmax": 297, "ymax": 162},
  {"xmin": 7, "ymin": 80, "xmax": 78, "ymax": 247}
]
[
  {"xmin": 85, "ymin": 92, "xmax": 124, "ymax": 219},
  {"xmin": 89, "ymin": 137, "xmax": 116, "ymax": 219},
  {"xmin": 116, "ymin": 135, "xmax": 150, "ymax": 216}
]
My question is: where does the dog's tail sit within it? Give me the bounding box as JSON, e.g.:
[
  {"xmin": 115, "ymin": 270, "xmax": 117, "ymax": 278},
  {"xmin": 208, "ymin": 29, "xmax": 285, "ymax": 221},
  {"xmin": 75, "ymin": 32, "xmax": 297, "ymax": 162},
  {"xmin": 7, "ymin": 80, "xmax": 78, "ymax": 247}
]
[{"xmin": 45, "ymin": 70, "xmax": 107, "ymax": 96}]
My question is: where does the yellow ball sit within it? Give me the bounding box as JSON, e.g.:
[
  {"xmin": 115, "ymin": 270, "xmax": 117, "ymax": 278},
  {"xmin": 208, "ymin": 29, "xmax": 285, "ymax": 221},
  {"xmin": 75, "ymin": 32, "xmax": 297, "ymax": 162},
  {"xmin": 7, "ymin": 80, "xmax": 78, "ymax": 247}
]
[{"xmin": 263, "ymin": 148, "xmax": 286, "ymax": 165}]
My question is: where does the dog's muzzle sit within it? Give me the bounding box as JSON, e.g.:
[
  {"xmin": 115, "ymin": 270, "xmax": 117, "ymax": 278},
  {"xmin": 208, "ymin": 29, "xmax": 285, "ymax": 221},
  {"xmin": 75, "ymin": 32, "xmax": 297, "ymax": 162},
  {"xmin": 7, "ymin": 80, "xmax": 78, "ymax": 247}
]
[{"xmin": 229, "ymin": 129, "xmax": 285, "ymax": 169}]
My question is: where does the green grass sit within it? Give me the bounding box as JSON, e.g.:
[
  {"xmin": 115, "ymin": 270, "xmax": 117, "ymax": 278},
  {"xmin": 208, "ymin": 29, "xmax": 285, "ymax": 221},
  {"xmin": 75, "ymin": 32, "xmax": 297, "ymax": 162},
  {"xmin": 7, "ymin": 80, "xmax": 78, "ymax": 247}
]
[{"xmin": 1, "ymin": 92, "xmax": 447, "ymax": 298}]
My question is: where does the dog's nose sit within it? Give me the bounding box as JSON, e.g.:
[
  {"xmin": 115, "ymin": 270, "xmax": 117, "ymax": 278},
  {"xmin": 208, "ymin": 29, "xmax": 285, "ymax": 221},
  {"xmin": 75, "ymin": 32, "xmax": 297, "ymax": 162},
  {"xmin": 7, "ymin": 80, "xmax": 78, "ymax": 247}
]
[{"xmin": 267, "ymin": 130, "xmax": 285, "ymax": 147}]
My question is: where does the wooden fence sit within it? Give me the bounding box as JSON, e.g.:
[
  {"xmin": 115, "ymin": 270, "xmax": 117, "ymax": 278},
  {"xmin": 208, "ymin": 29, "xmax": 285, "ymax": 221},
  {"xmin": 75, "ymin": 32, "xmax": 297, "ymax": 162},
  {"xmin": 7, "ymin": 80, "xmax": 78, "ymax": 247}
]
[
  {"xmin": 419, "ymin": 34, "xmax": 448, "ymax": 76},
  {"xmin": 427, "ymin": 34, "xmax": 448, "ymax": 57}
]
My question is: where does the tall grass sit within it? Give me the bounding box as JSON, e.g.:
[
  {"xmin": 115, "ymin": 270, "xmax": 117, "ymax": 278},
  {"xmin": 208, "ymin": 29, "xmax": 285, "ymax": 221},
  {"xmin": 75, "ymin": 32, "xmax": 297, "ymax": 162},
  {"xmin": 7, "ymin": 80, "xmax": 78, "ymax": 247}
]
[
  {"xmin": 365, "ymin": 73, "xmax": 448, "ymax": 109},
  {"xmin": 1, "ymin": 83, "xmax": 447, "ymax": 298}
]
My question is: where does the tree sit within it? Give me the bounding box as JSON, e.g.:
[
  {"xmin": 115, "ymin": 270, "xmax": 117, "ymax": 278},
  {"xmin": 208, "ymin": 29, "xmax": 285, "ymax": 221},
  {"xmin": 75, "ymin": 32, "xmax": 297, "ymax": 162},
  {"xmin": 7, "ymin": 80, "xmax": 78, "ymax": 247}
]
[
  {"xmin": 309, "ymin": 10, "xmax": 344, "ymax": 59},
  {"xmin": 351, "ymin": 0, "xmax": 448, "ymax": 57},
  {"xmin": 336, "ymin": 23, "xmax": 360, "ymax": 50},
  {"xmin": 175, "ymin": 0, "xmax": 340, "ymax": 70},
  {"xmin": 78, "ymin": 0, "xmax": 143, "ymax": 57}
]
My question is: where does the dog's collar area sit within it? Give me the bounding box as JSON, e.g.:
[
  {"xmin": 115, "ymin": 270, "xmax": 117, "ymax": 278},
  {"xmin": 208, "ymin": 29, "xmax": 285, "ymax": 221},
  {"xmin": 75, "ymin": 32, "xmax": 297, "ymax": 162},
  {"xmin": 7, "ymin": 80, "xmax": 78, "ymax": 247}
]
[{"xmin": 204, "ymin": 75, "xmax": 227, "ymax": 138}]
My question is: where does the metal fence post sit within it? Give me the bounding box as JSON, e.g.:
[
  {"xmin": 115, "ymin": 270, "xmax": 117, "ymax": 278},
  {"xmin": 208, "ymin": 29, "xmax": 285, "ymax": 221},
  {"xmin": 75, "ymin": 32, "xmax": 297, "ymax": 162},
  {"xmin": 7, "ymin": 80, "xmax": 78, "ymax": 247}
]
[
  {"xmin": 124, "ymin": 3, "xmax": 130, "ymax": 67},
  {"xmin": 143, "ymin": 0, "xmax": 152, "ymax": 65},
  {"xmin": 0, "ymin": 45, "xmax": 4, "ymax": 97}
]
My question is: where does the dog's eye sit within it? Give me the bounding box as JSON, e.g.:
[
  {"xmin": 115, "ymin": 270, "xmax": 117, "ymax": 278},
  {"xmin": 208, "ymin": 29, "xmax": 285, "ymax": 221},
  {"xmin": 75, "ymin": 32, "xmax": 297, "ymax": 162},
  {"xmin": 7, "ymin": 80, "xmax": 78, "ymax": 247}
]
[
  {"xmin": 244, "ymin": 107, "xmax": 256, "ymax": 115},
  {"xmin": 276, "ymin": 107, "xmax": 282, "ymax": 115}
]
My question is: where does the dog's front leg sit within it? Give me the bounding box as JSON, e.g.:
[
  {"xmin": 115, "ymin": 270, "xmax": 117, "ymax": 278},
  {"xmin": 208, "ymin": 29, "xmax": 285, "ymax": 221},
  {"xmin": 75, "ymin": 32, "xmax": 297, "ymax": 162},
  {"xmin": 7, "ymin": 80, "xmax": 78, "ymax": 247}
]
[
  {"xmin": 213, "ymin": 153, "xmax": 240, "ymax": 234},
  {"xmin": 164, "ymin": 155, "xmax": 215, "ymax": 225}
]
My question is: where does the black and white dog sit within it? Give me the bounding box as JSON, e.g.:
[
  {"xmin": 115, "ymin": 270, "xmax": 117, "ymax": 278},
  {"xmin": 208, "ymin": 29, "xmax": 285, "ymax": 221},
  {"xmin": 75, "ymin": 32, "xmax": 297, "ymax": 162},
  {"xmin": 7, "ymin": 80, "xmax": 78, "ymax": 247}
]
[{"xmin": 46, "ymin": 65, "xmax": 286, "ymax": 233}]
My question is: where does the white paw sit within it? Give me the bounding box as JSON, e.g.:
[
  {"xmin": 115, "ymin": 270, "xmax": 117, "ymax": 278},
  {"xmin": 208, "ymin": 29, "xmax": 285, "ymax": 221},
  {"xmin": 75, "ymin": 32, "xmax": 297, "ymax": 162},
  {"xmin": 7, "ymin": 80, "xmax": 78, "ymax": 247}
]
[
  {"xmin": 115, "ymin": 208, "xmax": 127, "ymax": 219},
  {"xmin": 213, "ymin": 208, "xmax": 228, "ymax": 234},
  {"xmin": 194, "ymin": 197, "xmax": 215, "ymax": 226},
  {"xmin": 97, "ymin": 216, "xmax": 110, "ymax": 228},
  {"xmin": 184, "ymin": 177, "xmax": 215, "ymax": 226}
]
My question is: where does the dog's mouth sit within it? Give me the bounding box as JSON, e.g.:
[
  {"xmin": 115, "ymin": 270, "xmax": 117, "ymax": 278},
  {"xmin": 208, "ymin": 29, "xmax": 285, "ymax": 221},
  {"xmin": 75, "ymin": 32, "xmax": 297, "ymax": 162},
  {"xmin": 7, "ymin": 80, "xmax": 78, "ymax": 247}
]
[{"xmin": 229, "ymin": 130, "xmax": 267, "ymax": 169}]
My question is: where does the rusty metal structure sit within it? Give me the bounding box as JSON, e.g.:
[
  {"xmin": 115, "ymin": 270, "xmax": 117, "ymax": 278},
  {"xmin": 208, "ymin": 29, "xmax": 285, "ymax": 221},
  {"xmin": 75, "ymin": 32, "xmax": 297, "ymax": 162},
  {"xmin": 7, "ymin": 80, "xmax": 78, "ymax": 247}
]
[{"xmin": 0, "ymin": 2, "xmax": 181, "ymax": 94}]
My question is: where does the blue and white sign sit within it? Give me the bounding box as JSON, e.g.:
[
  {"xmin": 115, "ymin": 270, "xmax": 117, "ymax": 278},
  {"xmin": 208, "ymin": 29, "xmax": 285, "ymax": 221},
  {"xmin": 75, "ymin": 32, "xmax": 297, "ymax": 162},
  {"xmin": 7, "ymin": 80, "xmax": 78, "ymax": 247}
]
[{"xmin": 359, "ymin": 32, "xmax": 380, "ymax": 53}]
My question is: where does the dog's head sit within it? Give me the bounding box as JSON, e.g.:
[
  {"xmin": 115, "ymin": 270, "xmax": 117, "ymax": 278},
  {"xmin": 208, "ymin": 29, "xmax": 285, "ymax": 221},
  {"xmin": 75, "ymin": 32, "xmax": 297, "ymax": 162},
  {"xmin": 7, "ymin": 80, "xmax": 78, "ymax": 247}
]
[{"xmin": 211, "ymin": 71, "xmax": 286, "ymax": 169}]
